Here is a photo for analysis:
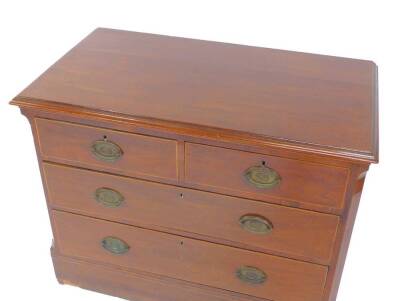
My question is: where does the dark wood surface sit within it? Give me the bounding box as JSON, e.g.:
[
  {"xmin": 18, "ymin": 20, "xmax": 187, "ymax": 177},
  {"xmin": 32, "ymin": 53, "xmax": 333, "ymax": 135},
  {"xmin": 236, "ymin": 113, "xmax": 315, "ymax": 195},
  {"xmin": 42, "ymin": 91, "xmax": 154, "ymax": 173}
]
[
  {"xmin": 53, "ymin": 210, "xmax": 327, "ymax": 301},
  {"xmin": 185, "ymin": 143, "xmax": 349, "ymax": 211},
  {"xmin": 44, "ymin": 162, "xmax": 339, "ymax": 265},
  {"xmin": 36, "ymin": 118, "xmax": 178, "ymax": 182},
  {"xmin": 11, "ymin": 28, "xmax": 379, "ymax": 301},
  {"xmin": 11, "ymin": 28, "xmax": 378, "ymax": 163},
  {"xmin": 321, "ymin": 165, "xmax": 368, "ymax": 301},
  {"xmin": 52, "ymin": 249, "xmax": 271, "ymax": 301},
  {"xmin": 36, "ymin": 116, "xmax": 353, "ymax": 214},
  {"xmin": 21, "ymin": 106, "xmax": 371, "ymax": 301}
]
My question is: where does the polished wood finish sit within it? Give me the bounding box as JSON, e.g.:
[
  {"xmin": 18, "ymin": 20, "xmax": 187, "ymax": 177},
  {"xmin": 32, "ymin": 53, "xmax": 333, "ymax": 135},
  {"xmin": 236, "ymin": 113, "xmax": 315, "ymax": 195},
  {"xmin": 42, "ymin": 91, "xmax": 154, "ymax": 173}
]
[
  {"xmin": 11, "ymin": 28, "xmax": 378, "ymax": 301},
  {"xmin": 185, "ymin": 143, "xmax": 349, "ymax": 211},
  {"xmin": 44, "ymin": 162, "xmax": 339, "ymax": 264},
  {"xmin": 322, "ymin": 166, "xmax": 368, "ymax": 301},
  {"xmin": 53, "ymin": 210, "xmax": 327, "ymax": 301},
  {"xmin": 12, "ymin": 28, "xmax": 378, "ymax": 163},
  {"xmin": 36, "ymin": 118, "xmax": 178, "ymax": 181},
  {"xmin": 52, "ymin": 249, "xmax": 271, "ymax": 301}
]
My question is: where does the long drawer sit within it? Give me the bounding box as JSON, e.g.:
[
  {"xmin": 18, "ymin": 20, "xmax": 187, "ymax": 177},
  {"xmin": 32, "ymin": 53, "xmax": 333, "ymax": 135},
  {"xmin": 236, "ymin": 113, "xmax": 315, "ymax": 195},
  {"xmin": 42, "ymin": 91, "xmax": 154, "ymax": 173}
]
[
  {"xmin": 185, "ymin": 143, "xmax": 349, "ymax": 212},
  {"xmin": 35, "ymin": 118, "xmax": 178, "ymax": 181},
  {"xmin": 52, "ymin": 249, "xmax": 273, "ymax": 301},
  {"xmin": 52, "ymin": 211, "xmax": 328, "ymax": 301},
  {"xmin": 44, "ymin": 162, "xmax": 339, "ymax": 264}
]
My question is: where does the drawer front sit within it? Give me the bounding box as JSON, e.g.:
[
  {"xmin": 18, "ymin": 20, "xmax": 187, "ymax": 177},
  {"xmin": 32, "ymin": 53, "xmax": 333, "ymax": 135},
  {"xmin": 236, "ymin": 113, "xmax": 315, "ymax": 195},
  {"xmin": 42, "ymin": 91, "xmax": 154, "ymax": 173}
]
[
  {"xmin": 44, "ymin": 163, "xmax": 339, "ymax": 264},
  {"xmin": 53, "ymin": 211, "xmax": 327, "ymax": 301},
  {"xmin": 36, "ymin": 118, "xmax": 177, "ymax": 181},
  {"xmin": 53, "ymin": 250, "xmax": 272, "ymax": 301},
  {"xmin": 185, "ymin": 143, "xmax": 349, "ymax": 211}
]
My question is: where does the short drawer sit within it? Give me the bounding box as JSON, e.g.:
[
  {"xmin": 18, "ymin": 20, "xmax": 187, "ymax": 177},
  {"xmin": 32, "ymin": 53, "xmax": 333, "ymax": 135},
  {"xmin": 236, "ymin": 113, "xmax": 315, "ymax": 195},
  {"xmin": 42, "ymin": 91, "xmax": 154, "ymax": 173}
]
[
  {"xmin": 185, "ymin": 143, "xmax": 349, "ymax": 211},
  {"xmin": 35, "ymin": 118, "xmax": 177, "ymax": 181},
  {"xmin": 53, "ymin": 211, "xmax": 327, "ymax": 301},
  {"xmin": 44, "ymin": 162, "xmax": 338, "ymax": 264}
]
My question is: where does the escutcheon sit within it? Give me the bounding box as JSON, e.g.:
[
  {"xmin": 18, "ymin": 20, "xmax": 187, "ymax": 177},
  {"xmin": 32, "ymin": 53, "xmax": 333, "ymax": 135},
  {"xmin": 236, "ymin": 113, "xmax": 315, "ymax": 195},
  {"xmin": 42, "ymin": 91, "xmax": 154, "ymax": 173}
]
[
  {"xmin": 91, "ymin": 139, "xmax": 123, "ymax": 162},
  {"xmin": 236, "ymin": 266, "xmax": 267, "ymax": 284},
  {"xmin": 239, "ymin": 215, "xmax": 273, "ymax": 235},
  {"xmin": 95, "ymin": 187, "xmax": 124, "ymax": 208},
  {"xmin": 244, "ymin": 165, "xmax": 281, "ymax": 189},
  {"xmin": 101, "ymin": 237, "xmax": 130, "ymax": 255}
]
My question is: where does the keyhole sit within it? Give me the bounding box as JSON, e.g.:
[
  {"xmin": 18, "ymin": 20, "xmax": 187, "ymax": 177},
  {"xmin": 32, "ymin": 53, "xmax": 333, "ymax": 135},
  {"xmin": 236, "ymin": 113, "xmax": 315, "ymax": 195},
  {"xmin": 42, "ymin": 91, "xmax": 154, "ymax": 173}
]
[
  {"xmin": 262, "ymin": 160, "xmax": 266, "ymax": 166},
  {"xmin": 103, "ymin": 135, "xmax": 108, "ymax": 141},
  {"xmin": 180, "ymin": 193, "xmax": 184, "ymax": 198}
]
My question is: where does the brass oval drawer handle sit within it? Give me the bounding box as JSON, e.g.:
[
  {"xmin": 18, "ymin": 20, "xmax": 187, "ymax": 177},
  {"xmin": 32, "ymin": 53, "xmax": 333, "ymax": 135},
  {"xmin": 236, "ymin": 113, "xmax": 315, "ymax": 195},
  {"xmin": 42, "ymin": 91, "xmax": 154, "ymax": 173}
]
[
  {"xmin": 244, "ymin": 165, "xmax": 281, "ymax": 189},
  {"xmin": 95, "ymin": 187, "xmax": 124, "ymax": 208},
  {"xmin": 239, "ymin": 215, "xmax": 273, "ymax": 235},
  {"xmin": 236, "ymin": 266, "xmax": 267, "ymax": 284},
  {"xmin": 91, "ymin": 138, "xmax": 123, "ymax": 162},
  {"xmin": 101, "ymin": 236, "xmax": 130, "ymax": 255}
]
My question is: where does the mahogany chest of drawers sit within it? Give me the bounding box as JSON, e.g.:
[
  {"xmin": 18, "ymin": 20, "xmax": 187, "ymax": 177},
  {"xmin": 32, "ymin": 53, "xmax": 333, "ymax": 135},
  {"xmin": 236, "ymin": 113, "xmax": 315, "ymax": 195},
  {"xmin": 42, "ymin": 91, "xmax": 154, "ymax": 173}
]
[{"xmin": 11, "ymin": 28, "xmax": 378, "ymax": 301}]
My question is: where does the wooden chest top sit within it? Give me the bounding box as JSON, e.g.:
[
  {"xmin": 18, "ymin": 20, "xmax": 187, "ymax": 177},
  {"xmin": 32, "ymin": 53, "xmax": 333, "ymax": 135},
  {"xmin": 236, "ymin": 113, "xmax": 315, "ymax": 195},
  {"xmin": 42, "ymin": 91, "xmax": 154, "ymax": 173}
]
[{"xmin": 12, "ymin": 28, "xmax": 378, "ymax": 163}]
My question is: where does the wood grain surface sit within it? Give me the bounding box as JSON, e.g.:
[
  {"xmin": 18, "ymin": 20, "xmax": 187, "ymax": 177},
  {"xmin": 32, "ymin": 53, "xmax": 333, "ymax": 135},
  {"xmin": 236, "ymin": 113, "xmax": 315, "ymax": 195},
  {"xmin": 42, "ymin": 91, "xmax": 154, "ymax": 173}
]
[
  {"xmin": 52, "ymin": 248, "xmax": 272, "ymax": 301},
  {"xmin": 11, "ymin": 28, "xmax": 378, "ymax": 162},
  {"xmin": 11, "ymin": 27, "xmax": 379, "ymax": 301},
  {"xmin": 44, "ymin": 162, "xmax": 339, "ymax": 265},
  {"xmin": 53, "ymin": 210, "xmax": 327, "ymax": 301},
  {"xmin": 36, "ymin": 118, "xmax": 178, "ymax": 182},
  {"xmin": 185, "ymin": 143, "xmax": 349, "ymax": 210}
]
